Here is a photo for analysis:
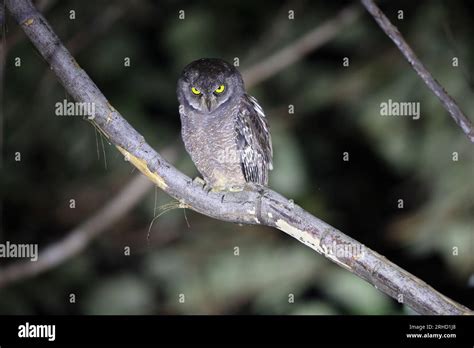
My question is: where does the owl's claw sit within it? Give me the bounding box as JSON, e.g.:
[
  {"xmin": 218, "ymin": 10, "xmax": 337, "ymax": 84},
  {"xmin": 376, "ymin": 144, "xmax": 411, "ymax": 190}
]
[
  {"xmin": 227, "ymin": 185, "xmax": 245, "ymax": 192},
  {"xmin": 193, "ymin": 176, "xmax": 207, "ymax": 187},
  {"xmin": 204, "ymin": 184, "xmax": 214, "ymax": 194},
  {"xmin": 207, "ymin": 185, "xmax": 227, "ymax": 193},
  {"xmin": 192, "ymin": 177, "xmax": 213, "ymax": 194}
]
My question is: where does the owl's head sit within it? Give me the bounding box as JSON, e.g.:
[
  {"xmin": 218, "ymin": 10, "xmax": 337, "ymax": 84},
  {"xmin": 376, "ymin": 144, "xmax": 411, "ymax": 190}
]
[{"xmin": 177, "ymin": 58, "xmax": 245, "ymax": 113}]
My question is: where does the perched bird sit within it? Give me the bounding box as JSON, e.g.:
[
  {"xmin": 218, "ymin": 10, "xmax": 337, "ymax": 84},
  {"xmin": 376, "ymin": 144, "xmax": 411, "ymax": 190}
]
[{"xmin": 177, "ymin": 58, "xmax": 273, "ymax": 191}]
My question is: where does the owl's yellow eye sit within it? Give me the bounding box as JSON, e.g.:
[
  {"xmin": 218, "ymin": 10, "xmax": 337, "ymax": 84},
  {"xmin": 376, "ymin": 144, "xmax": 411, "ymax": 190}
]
[
  {"xmin": 215, "ymin": 84, "xmax": 225, "ymax": 93},
  {"xmin": 191, "ymin": 87, "xmax": 201, "ymax": 95}
]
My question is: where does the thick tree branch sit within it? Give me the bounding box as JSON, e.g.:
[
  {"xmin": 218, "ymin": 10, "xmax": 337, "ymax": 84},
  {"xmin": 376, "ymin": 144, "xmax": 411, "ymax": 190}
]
[
  {"xmin": 4, "ymin": 0, "xmax": 472, "ymax": 315},
  {"xmin": 361, "ymin": 0, "xmax": 474, "ymax": 143}
]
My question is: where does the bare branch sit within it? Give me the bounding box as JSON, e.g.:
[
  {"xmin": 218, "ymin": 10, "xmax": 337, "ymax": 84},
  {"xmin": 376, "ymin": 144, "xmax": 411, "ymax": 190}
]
[
  {"xmin": 361, "ymin": 0, "xmax": 474, "ymax": 143},
  {"xmin": 3, "ymin": 0, "xmax": 472, "ymax": 315}
]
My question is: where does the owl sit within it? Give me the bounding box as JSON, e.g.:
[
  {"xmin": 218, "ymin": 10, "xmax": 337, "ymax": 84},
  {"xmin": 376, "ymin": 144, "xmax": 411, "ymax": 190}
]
[{"xmin": 177, "ymin": 58, "xmax": 273, "ymax": 191}]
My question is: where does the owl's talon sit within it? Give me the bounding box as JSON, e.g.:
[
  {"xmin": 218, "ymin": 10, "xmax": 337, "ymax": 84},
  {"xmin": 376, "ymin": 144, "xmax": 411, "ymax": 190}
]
[
  {"xmin": 209, "ymin": 185, "xmax": 225, "ymax": 192},
  {"xmin": 193, "ymin": 176, "xmax": 207, "ymax": 188},
  {"xmin": 228, "ymin": 185, "xmax": 245, "ymax": 192}
]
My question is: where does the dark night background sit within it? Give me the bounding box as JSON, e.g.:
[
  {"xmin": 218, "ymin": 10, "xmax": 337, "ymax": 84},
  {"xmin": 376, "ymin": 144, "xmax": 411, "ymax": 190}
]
[{"xmin": 1, "ymin": 0, "xmax": 473, "ymax": 314}]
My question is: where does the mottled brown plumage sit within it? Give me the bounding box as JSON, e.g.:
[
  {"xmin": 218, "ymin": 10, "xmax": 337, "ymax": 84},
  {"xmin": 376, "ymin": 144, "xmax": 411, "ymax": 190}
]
[{"xmin": 177, "ymin": 58, "xmax": 272, "ymax": 190}]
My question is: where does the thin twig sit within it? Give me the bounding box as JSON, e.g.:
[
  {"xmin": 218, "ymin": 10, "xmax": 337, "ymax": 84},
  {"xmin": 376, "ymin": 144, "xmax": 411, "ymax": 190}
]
[
  {"xmin": 3, "ymin": 0, "xmax": 472, "ymax": 314},
  {"xmin": 361, "ymin": 0, "xmax": 474, "ymax": 143}
]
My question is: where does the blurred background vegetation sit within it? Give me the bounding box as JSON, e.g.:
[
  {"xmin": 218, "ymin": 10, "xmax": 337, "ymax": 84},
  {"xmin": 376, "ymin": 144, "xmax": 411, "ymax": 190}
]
[{"xmin": 1, "ymin": 0, "xmax": 473, "ymax": 314}]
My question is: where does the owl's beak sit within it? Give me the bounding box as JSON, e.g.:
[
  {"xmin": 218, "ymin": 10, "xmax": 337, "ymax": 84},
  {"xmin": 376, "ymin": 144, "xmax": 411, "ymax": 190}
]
[{"xmin": 205, "ymin": 97, "xmax": 212, "ymax": 112}]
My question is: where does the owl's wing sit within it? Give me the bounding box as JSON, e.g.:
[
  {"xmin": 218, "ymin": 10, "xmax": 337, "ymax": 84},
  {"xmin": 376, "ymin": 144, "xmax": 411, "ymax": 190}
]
[{"xmin": 236, "ymin": 94, "xmax": 273, "ymax": 185}]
